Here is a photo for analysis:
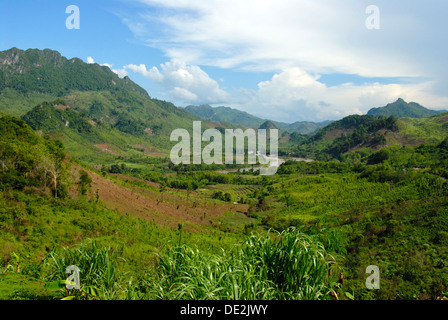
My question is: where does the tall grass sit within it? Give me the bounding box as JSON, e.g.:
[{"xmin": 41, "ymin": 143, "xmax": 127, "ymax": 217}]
[
  {"xmin": 149, "ymin": 227, "xmax": 338, "ymax": 300},
  {"xmin": 242, "ymin": 228, "xmax": 337, "ymax": 299},
  {"xmin": 41, "ymin": 240, "xmax": 127, "ymax": 299}
]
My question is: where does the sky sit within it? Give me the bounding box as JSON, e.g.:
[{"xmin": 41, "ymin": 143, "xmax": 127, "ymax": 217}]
[{"xmin": 0, "ymin": 0, "xmax": 447, "ymax": 123}]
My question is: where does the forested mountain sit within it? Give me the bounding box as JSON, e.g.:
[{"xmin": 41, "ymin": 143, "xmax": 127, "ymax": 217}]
[
  {"xmin": 367, "ymin": 98, "xmax": 445, "ymax": 118},
  {"xmin": 185, "ymin": 104, "xmax": 329, "ymax": 134},
  {"xmin": 0, "ymin": 48, "xmax": 208, "ymax": 162}
]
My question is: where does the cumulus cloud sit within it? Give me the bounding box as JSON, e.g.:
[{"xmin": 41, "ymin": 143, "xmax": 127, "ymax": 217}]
[
  {"xmin": 132, "ymin": 0, "xmax": 443, "ymax": 78},
  {"xmin": 124, "ymin": 63, "xmax": 153, "ymax": 78},
  {"xmin": 86, "ymin": 56, "xmax": 95, "ymax": 64},
  {"xmin": 231, "ymin": 68, "xmax": 448, "ymax": 122},
  {"xmin": 117, "ymin": 1, "xmax": 448, "ymax": 121},
  {"xmin": 124, "ymin": 60, "xmax": 230, "ymax": 104},
  {"xmin": 86, "ymin": 56, "xmax": 128, "ymax": 78}
]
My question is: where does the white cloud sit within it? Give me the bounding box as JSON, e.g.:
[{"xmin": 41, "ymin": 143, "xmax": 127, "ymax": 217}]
[
  {"xmin": 111, "ymin": 67, "xmax": 129, "ymax": 79},
  {"xmin": 170, "ymin": 87, "xmax": 198, "ymax": 102},
  {"xmin": 86, "ymin": 56, "xmax": 128, "ymax": 78},
  {"xmin": 125, "ymin": 59, "xmax": 230, "ymax": 104},
  {"xmin": 119, "ymin": 1, "xmax": 448, "ymax": 121},
  {"xmin": 132, "ymin": 0, "xmax": 440, "ymax": 78},
  {"xmin": 124, "ymin": 63, "xmax": 153, "ymax": 78},
  {"xmin": 230, "ymin": 68, "xmax": 448, "ymax": 122}
]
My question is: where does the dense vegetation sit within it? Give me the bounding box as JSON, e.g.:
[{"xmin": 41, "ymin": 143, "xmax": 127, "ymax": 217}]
[
  {"xmin": 1, "ymin": 111, "xmax": 448, "ymax": 300},
  {"xmin": 0, "ymin": 114, "xmax": 67, "ymax": 196},
  {"xmin": 296, "ymin": 114, "xmax": 398, "ymax": 160},
  {"xmin": 0, "ymin": 48, "xmax": 148, "ymax": 98}
]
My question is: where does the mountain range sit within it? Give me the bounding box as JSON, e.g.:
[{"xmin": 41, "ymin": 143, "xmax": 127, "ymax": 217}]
[
  {"xmin": 0, "ymin": 47, "xmax": 215, "ymax": 163},
  {"xmin": 1, "ymin": 47, "xmax": 447, "ymax": 163},
  {"xmin": 185, "ymin": 98, "xmax": 446, "ymax": 135},
  {"xmin": 185, "ymin": 104, "xmax": 331, "ymax": 134}
]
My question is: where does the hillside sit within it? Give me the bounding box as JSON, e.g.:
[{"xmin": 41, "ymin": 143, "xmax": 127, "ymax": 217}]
[
  {"xmin": 185, "ymin": 104, "xmax": 329, "ymax": 134},
  {"xmin": 367, "ymin": 98, "xmax": 446, "ymax": 118},
  {"xmin": 2, "ymin": 112, "xmax": 448, "ymax": 300},
  {"xmin": 2, "ymin": 47, "xmax": 448, "ymax": 302},
  {"xmin": 296, "ymin": 112, "xmax": 448, "ymax": 160},
  {"xmin": 0, "ymin": 48, "xmax": 213, "ymax": 163},
  {"xmin": 185, "ymin": 105, "xmax": 263, "ymax": 128}
]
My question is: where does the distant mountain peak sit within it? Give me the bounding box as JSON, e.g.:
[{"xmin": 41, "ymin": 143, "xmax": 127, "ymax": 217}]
[
  {"xmin": 367, "ymin": 98, "xmax": 445, "ymax": 119},
  {"xmin": 259, "ymin": 120, "xmax": 278, "ymax": 130}
]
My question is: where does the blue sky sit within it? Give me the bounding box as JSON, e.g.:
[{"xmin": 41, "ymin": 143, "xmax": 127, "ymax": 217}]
[{"xmin": 0, "ymin": 0, "xmax": 447, "ymax": 122}]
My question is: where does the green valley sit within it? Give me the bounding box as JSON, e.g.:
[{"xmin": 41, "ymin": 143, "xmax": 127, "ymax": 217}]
[{"xmin": 1, "ymin": 48, "xmax": 448, "ymax": 302}]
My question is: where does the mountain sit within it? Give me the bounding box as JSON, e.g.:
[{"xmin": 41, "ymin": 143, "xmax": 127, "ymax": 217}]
[
  {"xmin": 367, "ymin": 98, "xmax": 446, "ymax": 118},
  {"xmin": 296, "ymin": 111, "xmax": 448, "ymax": 160},
  {"xmin": 0, "ymin": 47, "xmax": 206, "ymax": 162},
  {"xmin": 259, "ymin": 120, "xmax": 278, "ymax": 130},
  {"xmin": 185, "ymin": 105, "xmax": 267, "ymax": 129},
  {"xmin": 185, "ymin": 104, "xmax": 329, "ymax": 134}
]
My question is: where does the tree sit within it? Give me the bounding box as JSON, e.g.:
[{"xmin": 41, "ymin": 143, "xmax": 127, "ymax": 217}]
[
  {"xmin": 367, "ymin": 149, "xmax": 390, "ymax": 165},
  {"xmin": 78, "ymin": 170, "xmax": 92, "ymax": 196},
  {"xmin": 47, "ymin": 157, "xmax": 62, "ymax": 200}
]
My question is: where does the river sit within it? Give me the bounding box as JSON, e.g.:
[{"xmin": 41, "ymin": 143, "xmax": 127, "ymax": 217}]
[{"xmin": 217, "ymin": 157, "xmax": 314, "ymax": 174}]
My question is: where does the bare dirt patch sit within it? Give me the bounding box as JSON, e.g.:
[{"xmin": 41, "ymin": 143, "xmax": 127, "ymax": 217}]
[
  {"xmin": 386, "ymin": 131, "xmax": 426, "ymax": 147},
  {"xmin": 324, "ymin": 128, "xmax": 354, "ymax": 140},
  {"xmin": 94, "ymin": 144, "xmax": 126, "ymax": 157},
  {"xmin": 70, "ymin": 165, "xmax": 247, "ymax": 232},
  {"xmin": 54, "ymin": 104, "xmax": 70, "ymax": 111},
  {"xmin": 133, "ymin": 144, "xmax": 166, "ymax": 157},
  {"xmin": 144, "ymin": 128, "xmax": 154, "ymax": 136}
]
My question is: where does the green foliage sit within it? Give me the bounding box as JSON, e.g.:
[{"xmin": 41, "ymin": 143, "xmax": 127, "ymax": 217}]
[
  {"xmin": 22, "ymin": 100, "xmax": 95, "ymax": 135},
  {"xmin": 367, "ymin": 149, "xmax": 390, "ymax": 165},
  {"xmin": 296, "ymin": 114, "xmax": 399, "ymax": 159},
  {"xmin": 151, "ymin": 228, "xmax": 338, "ymax": 300},
  {"xmin": 42, "ymin": 240, "xmax": 123, "ymax": 299},
  {"xmin": 0, "ymin": 114, "xmax": 67, "ymax": 194},
  {"xmin": 114, "ymin": 114, "xmax": 146, "ymax": 136},
  {"xmin": 309, "ymin": 115, "xmax": 396, "ymax": 159},
  {"xmin": 78, "ymin": 170, "xmax": 92, "ymax": 196},
  {"xmin": 0, "ymin": 48, "xmax": 148, "ymax": 98}
]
